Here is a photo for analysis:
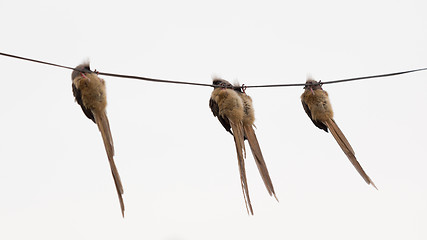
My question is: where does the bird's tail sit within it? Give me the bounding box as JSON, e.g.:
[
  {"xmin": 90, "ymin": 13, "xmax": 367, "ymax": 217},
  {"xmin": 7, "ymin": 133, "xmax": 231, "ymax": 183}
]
[
  {"xmin": 231, "ymin": 120, "xmax": 253, "ymax": 215},
  {"xmin": 94, "ymin": 111, "xmax": 125, "ymax": 217},
  {"xmin": 243, "ymin": 124, "xmax": 278, "ymax": 201},
  {"xmin": 324, "ymin": 118, "xmax": 377, "ymax": 189}
]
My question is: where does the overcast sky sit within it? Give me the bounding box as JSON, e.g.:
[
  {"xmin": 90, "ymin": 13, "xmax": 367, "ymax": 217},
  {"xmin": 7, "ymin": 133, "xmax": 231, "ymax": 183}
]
[{"xmin": 1, "ymin": 0, "xmax": 427, "ymax": 239}]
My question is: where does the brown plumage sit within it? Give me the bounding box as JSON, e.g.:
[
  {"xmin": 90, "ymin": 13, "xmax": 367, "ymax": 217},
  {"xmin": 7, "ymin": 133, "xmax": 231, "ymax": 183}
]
[
  {"xmin": 209, "ymin": 78, "xmax": 277, "ymax": 215},
  {"xmin": 72, "ymin": 63, "xmax": 125, "ymax": 217},
  {"xmin": 301, "ymin": 78, "xmax": 377, "ymax": 189}
]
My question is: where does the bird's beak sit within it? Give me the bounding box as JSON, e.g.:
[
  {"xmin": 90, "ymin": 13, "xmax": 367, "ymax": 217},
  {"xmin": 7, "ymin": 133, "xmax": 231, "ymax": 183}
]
[{"xmin": 81, "ymin": 72, "xmax": 91, "ymax": 81}]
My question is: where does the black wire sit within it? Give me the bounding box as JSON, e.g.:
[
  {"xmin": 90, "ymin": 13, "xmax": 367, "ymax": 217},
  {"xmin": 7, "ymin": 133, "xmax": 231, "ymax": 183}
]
[
  {"xmin": 320, "ymin": 67, "xmax": 427, "ymax": 85},
  {"xmin": 244, "ymin": 83, "xmax": 306, "ymax": 88},
  {"xmin": 0, "ymin": 52, "xmax": 215, "ymax": 87},
  {"xmin": 96, "ymin": 71, "xmax": 214, "ymax": 87},
  {"xmin": 0, "ymin": 52, "xmax": 76, "ymax": 71},
  {"xmin": 244, "ymin": 68, "xmax": 427, "ymax": 88},
  {"xmin": 1, "ymin": 51, "xmax": 426, "ymax": 89}
]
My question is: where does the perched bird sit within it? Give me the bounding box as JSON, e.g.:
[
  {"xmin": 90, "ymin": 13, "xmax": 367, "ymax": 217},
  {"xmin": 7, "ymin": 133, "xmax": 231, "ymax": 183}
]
[
  {"xmin": 209, "ymin": 78, "xmax": 277, "ymax": 215},
  {"xmin": 71, "ymin": 63, "xmax": 125, "ymax": 217},
  {"xmin": 301, "ymin": 78, "xmax": 377, "ymax": 189}
]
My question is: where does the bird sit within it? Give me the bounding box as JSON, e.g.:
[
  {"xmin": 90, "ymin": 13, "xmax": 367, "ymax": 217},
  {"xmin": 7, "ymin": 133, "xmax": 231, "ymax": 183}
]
[
  {"xmin": 209, "ymin": 78, "xmax": 277, "ymax": 215},
  {"xmin": 71, "ymin": 62, "xmax": 125, "ymax": 217},
  {"xmin": 301, "ymin": 77, "xmax": 377, "ymax": 189}
]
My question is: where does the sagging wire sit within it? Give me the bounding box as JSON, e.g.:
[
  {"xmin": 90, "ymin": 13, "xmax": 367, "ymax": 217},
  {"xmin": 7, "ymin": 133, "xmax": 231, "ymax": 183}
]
[{"xmin": 1, "ymin": 51, "xmax": 426, "ymax": 90}]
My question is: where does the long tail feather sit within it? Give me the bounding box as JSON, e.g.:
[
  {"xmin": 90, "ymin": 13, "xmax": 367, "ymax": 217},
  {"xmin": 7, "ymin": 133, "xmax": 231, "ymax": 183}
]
[
  {"xmin": 325, "ymin": 119, "xmax": 377, "ymax": 189},
  {"xmin": 230, "ymin": 121, "xmax": 253, "ymax": 215},
  {"xmin": 243, "ymin": 124, "xmax": 278, "ymax": 201},
  {"xmin": 94, "ymin": 112, "xmax": 125, "ymax": 217},
  {"xmin": 328, "ymin": 119, "xmax": 354, "ymax": 155}
]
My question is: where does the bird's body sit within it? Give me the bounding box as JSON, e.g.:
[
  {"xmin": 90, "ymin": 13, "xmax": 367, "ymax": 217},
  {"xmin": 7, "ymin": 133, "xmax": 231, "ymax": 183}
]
[
  {"xmin": 301, "ymin": 88, "xmax": 333, "ymax": 123},
  {"xmin": 240, "ymin": 93, "xmax": 255, "ymax": 125},
  {"xmin": 210, "ymin": 86, "xmax": 245, "ymax": 126},
  {"xmin": 210, "ymin": 78, "xmax": 277, "ymax": 215},
  {"xmin": 72, "ymin": 63, "xmax": 125, "ymax": 217},
  {"xmin": 301, "ymin": 78, "xmax": 376, "ymax": 189},
  {"xmin": 72, "ymin": 71, "xmax": 107, "ymax": 117}
]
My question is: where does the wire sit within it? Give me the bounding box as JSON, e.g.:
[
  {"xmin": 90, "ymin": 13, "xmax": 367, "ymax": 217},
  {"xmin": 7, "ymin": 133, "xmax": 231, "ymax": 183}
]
[
  {"xmin": 0, "ymin": 52, "xmax": 76, "ymax": 71},
  {"xmin": 321, "ymin": 67, "xmax": 427, "ymax": 85},
  {"xmin": 0, "ymin": 52, "xmax": 209, "ymax": 87},
  {"xmin": 243, "ymin": 68, "xmax": 427, "ymax": 88},
  {"xmin": 1, "ymin": 51, "xmax": 427, "ymax": 89},
  {"xmin": 96, "ymin": 71, "xmax": 213, "ymax": 87}
]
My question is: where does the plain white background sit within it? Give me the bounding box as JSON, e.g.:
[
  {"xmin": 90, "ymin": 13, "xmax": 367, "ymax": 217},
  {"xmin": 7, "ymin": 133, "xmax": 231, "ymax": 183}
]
[{"xmin": 1, "ymin": 0, "xmax": 426, "ymax": 239}]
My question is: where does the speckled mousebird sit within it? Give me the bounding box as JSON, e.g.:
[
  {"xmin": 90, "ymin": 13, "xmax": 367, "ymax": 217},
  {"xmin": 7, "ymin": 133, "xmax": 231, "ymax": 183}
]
[
  {"xmin": 72, "ymin": 63, "xmax": 125, "ymax": 216},
  {"xmin": 209, "ymin": 78, "xmax": 277, "ymax": 215},
  {"xmin": 301, "ymin": 77, "xmax": 377, "ymax": 189}
]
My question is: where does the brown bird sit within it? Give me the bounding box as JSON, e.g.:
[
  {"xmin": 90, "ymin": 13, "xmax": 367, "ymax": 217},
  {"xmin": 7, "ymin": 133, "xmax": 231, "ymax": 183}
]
[
  {"xmin": 209, "ymin": 78, "xmax": 277, "ymax": 215},
  {"xmin": 71, "ymin": 63, "xmax": 125, "ymax": 217},
  {"xmin": 301, "ymin": 78, "xmax": 377, "ymax": 189}
]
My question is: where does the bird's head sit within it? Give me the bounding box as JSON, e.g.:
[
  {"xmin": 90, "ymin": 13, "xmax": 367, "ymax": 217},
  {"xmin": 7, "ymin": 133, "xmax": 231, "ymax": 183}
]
[
  {"xmin": 304, "ymin": 78, "xmax": 322, "ymax": 92},
  {"xmin": 71, "ymin": 62, "xmax": 91, "ymax": 80},
  {"xmin": 212, "ymin": 78, "xmax": 234, "ymax": 89}
]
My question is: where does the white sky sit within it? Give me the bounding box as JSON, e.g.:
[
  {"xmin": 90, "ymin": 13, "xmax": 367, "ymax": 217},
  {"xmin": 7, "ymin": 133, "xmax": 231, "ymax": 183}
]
[{"xmin": 1, "ymin": 0, "xmax": 427, "ymax": 239}]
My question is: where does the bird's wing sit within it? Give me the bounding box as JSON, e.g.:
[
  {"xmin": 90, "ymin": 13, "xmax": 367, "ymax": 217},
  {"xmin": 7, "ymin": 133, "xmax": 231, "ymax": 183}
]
[
  {"xmin": 72, "ymin": 82, "xmax": 95, "ymax": 123},
  {"xmin": 209, "ymin": 98, "xmax": 233, "ymax": 135},
  {"xmin": 301, "ymin": 100, "xmax": 328, "ymax": 132}
]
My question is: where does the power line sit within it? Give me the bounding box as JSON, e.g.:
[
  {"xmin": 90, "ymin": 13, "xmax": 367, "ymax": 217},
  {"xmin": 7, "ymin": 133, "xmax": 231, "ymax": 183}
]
[
  {"xmin": 242, "ymin": 68, "xmax": 427, "ymax": 88},
  {"xmin": 0, "ymin": 52, "xmax": 208, "ymax": 87},
  {"xmin": 1, "ymin": 51, "xmax": 426, "ymax": 89},
  {"xmin": 0, "ymin": 52, "xmax": 77, "ymax": 71},
  {"xmin": 320, "ymin": 67, "xmax": 427, "ymax": 85},
  {"xmin": 97, "ymin": 71, "xmax": 213, "ymax": 87}
]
